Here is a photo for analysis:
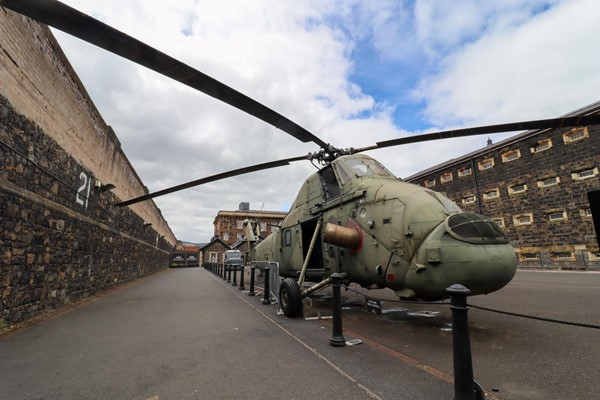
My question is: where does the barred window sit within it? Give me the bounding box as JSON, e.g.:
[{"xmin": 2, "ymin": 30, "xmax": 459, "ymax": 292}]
[
  {"xmin": 478, "ymin": 158, "xmax": 494, "ymax": 171},
  {"xmin": 563, "ymin": 127, "xmax": 588, "ymax": 144},
  {"xmin": 502, "ymin": 150, "xmax": 521, "ymax": 163}
]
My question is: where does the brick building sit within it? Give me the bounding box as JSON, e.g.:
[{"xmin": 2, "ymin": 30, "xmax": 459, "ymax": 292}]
[
  {"xmin": 405, "ymin": 102, "xmax": 600, "ymax": 269},
  {"xmin": 213, "ymin": 202, "xmax": 286, "ymax": 246}
]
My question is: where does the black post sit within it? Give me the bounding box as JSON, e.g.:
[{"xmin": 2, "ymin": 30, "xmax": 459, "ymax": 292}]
[
  {"xmin": 248, "ymin": 266, "xmax": 256, "ymax": 296},
  {"xmin": 446, "ymin": 284, "xmax": 482, "ymax": 400},
  {"xmin": 222, "ymin": 264, "xmax": 227, "ymax": 280},
  {"xmin": 329, "ymin": 273, "xmax": 346, "ymax": 347},
  {"xmin": 232, "ymin": 265, "xmax": 238, "ymax": 287},
  {"xmin": 587, "ymin": 190, "xmax": 600, "ymax": 252},
  {"xmin": 227, "ymin": 265, "xmax": 232, "ymax": 283},
  {"xmin": 262, "ymin": 266, "xmax": 271, "ymax": 305},
  {"xmin": 238, "ymin": 265, "xmax": 245, "ymax": 291}
]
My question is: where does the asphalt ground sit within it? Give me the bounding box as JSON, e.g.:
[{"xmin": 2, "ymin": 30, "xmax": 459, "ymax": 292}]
[{"xmin": 0, "ymin": 267, "xmax": 453, "ymax": 400}]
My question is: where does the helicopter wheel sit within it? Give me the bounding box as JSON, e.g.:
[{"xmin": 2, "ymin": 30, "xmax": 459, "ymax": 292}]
[{"xmin": 279, "ymin": 278, "xmax": 302, "ymax": 317}]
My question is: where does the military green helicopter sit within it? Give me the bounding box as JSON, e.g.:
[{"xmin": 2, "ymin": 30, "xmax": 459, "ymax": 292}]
[{"xmin": 7, "ymin": 0, "xmax": 600, "ymax": 317}]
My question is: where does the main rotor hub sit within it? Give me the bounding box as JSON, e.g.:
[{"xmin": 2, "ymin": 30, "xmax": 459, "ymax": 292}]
[{"xmin": 309, "ymin": 145, "xmax": 354, "ymax": 165}]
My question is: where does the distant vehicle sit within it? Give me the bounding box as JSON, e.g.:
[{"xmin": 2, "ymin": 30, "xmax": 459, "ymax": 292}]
[
  {"xmin": 170, "ymin": 252, "xmax": 200, "ymax": 268},
  {"xmin": 224, "ymin": 250, "xmax": 243, "ymax": 270}
]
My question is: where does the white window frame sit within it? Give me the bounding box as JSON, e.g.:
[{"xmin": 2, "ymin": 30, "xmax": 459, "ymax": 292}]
[
  {"xmin": 530, "ymin": 139, "xmax": 553, "ymax": 153},
  {"xmin": 478, "ymin": 158, "xmax": 495, "ymax": 171},
  {"xmin": 462, "ymin": 195, "xmax": 476, "ymax": 205},
  {"xmin": 440, "ymin": 172, "xmax": 453, "ymax": 184},
  {"xmin": 458, "ymin": 167, "xmax": 472, "ymax": 178},
  {"xmin": 513, "ymin": 213, "xmax": 533, "ymax": 226},
  {"xmin": 501, "ymin": 149, "xmax": 521, "ymax": 163},
  {"xmin": 537, "ymin": 176, "xmax": 560, "ymax": 188},
  {"xmin": 508, "ymin": 183, "xmax": 528, "ymax": 195},
  {"xmin": 572, "ymin": 167, "xmax": 599, "ymax": 181},
  {"xmin": 483, "ymin": 188, "xmax": 500, "ymax": 200},
  {"xmin": 563, "ymin": 127, "xmax": 588, "ymax": 144}
]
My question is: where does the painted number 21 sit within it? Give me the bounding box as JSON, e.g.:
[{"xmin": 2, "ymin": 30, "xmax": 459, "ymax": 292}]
[{"xmin": 76, "ymin": 171, "xmax": 92, "ymax": 208}]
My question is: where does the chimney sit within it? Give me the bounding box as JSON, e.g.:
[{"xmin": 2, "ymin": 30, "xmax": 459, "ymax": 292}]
[{"xmin": 239, "ymin": 202, "xmax": 250, "ymax": 211}]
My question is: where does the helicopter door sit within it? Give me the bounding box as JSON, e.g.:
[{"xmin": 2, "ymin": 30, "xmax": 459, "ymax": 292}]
[{"xmin": 300, "ymin": 219, "xmax": 324, "ymax": 272}]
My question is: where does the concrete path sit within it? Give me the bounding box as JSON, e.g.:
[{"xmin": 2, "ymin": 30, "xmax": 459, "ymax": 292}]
[{"xmin": 0, "ymin": 268, "xmax": 452, "ymax": 399}]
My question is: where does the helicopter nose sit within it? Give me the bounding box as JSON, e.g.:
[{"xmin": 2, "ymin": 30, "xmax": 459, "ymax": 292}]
[{"xmin": 401, "ymin": 213, "xmax": 517, "ymax": 300}]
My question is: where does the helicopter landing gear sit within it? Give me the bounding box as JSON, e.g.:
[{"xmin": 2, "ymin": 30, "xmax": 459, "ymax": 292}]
[{"xmin": 279, "ymin": 278, "xmax": 302, "ymax": 317}]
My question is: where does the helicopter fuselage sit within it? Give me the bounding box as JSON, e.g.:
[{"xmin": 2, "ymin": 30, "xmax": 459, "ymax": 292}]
[{"xmin": 252, "ymin": 154, "xmax": 517, "ymax": 300}]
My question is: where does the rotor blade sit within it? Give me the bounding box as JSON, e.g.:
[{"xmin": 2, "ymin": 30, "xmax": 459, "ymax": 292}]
[
  {"xmin": 353, "ymin": 115, "xmax": 600, "ymax": 152},
  {"xmin": 115, "ymin": 155, "xmax": 308, "ymax": 207},
  {"xmin": 0, "ymin": 0, "xmax": 329, "ymax": 149}
]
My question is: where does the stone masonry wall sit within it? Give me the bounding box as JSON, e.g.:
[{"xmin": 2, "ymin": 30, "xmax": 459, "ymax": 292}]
[{"xmin": 0, "ymin": 10, "xmax": 176, "ymax": 326}]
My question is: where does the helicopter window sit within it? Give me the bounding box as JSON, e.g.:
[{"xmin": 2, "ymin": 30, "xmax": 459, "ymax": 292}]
[
  {"xmin": 341, "ymin": 158, "xmax": 396, "ymax": 180},
  {"xmin": 445, "ymin": 213, "xmax": 509, "ymax": 244},
  {"xmin": 282, "ymin": 229, "xmax": 292, "ymax": 246},
  {"xmin": 320, "ymin": 166, "xmax": 341, "ymax": 199}
]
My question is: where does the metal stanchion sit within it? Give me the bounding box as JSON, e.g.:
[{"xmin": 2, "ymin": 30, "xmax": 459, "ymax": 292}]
[
  {"xmin": 232, "ymin": 265, "xmax": 238, "ymax": 287},
  {"xmin": 238, "ymin": 265, "xmax": 245, "ymax": 291},
  {"xmin": 329, "ymin": 273, "xmax": 346, "ymax": 347},
  {"xmin": 248, "ymin": 266, "xmax": 256, "ymax": 296},
  {"xmin": 227, "ymin": 265, "xmax": 232, "ymax": 283},
  {"xmin": 262, "ymin": 266, "xmax": 271, "ymax": 305},
  {"xmin": 223, "ymin": 265, "xmax": 228, "ymax": 281},
  {"xmin": 446, "ymin": 284, "xmax": 484, "ymax": 400}
]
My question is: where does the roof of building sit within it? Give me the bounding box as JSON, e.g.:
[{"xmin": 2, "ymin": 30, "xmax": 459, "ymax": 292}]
[
  {"xmin": 404, "ymin": 100, "xmax": 600, "ymax": 181},
  {"xmin": 214, "ymin": 209, "xmax": 287, "ymax": 221}
]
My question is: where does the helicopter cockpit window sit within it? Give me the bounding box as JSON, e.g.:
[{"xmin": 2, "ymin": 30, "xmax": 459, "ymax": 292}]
[
  {"xmin": 320, "ymin": 165, "xmax": 341, "ymax": 200},
  {"xmin": 335, "ymin": 157, "xmax": 397, "ymax": 185}
]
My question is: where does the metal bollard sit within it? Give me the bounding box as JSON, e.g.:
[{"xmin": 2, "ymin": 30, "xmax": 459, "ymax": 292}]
[
  {"xmin": 446, "ymin": 284, "xmax": 484, "ymax": 400},
  {"xmin": 262, "ymin": 266, "xmax": 271, "ymax": 305},
  {"xmin": 223, "ymin": 265, "xmax": 228, "ymax": 281},
  {"xmin": 227, "ymin": 265, "xmax": 232, "ymax": 283},
  {"xmin": 238, "ymin": 265, "xmax": 246, "ymax": 291},
  {"xmin": 248, "ymin": 266, "xmax": 256, "ymax": 296},
  {"xmin": 329, "ymin": 273, "xmax": 346, "ymax": 347},
  {"xmin": 232, "ymin": 265, "xmax": 238, "ymax": 286}
]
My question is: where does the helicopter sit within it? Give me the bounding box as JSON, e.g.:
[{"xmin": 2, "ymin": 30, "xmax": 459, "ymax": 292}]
[{"xmin": 6, "ymin": 0, "xmax": 600, "ymax": 317}]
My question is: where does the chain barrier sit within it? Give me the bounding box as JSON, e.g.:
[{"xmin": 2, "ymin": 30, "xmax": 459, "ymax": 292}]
[
  {"xmin": 466, "ymin": 303, "xmax": 600, "ymax": 330},
  {"xmin": 344, "ymin": 285, "xmax": 600, "ymax": 329}
]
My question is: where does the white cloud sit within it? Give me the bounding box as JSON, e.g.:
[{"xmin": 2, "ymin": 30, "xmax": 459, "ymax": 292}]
[{"xmin": 50, "ymin": 0, "xmax": 600, "ymax": 242}]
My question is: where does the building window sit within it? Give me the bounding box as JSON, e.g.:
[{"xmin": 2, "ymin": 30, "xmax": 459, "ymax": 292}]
[
  {"xmin": 519, "ymin": 252, "xmax": 540, "ymax": 262},
  {"xmin": 580, "ymin": 208, "xmax": 593, "ymax": 218},
  {"xmin": 260, "ymin": 222, "xmax": 267, "ymax": 232},
  {"xmin": 548, "ymin": 210, "xmax": 567, "ymax": 221},
  {"xmin": 237, "ymin": 220, "xmax": 244, "ymax": 229},
  {"xmin": 424, "ymin": 179, "xmax": 436, "ymax": 188},
  {"xmin": 462, "ymin": 195, "xmax": 476, "ymax": 205},
  {"xmin": 223, "ymin": 232, "xmax": 229, "ymax": 241},
  {"xmin": 531, "ymin": 139, "xmax": 553, "ymax": 153},
  {"xmin": 514, "ymin": 213, "xmax": 533, "ymax": 226},
  {"xmin": 478, "ymin": 158, "xmax": 494, "ymax": 171},
  {"xmin": 483, "ymin": 188, "xmax": 500, "ymax": 200},
  {"xmin": 551, "ymin": 251, "xmax": 575, "ymax": 261},
  {"xmin": 458, "ymin": 167, "xmax": 472, "ymax": 178},
  {"xmin": 563, "ymin": 127, "xmax": 588, "ymax": 144},
  {"xmin": 492, "ymin": 217, "xmax": 505, "ymax": 228},
  {"xmin": 537, "ymin": 176, "xmax": 560, "ymax": 188},
  {"xmin": 572, "ymin": 167, "xmax": 599, "ymax": 181},
  {"xmin": 508, "ymin": 183, "xmax": 528, "ymax": 195},
  {"xmin": 501, "ymin": 149, "xmax": 521, "ymax": 163},
  {"xmin": 440, "ymin": 172, "xmax": 453, "ymax": 184}
]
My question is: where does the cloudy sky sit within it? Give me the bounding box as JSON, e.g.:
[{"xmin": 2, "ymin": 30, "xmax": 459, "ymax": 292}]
[{"xmin": 51, "ymin": 0, "xmax": 600, "ymax": 242}]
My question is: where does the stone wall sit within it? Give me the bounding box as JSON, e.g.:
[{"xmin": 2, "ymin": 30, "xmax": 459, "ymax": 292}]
[
  {"xmin": 0, "ymin": 10, "xmax": 176, "ymax": 326},
  {"xmin": 407, "ymin": 115, "xmax": 600, "ymax": 269}
]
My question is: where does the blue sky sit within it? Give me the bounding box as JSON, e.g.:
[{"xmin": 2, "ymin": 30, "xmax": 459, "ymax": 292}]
[{"xmin": 52, "ymin": 0, "xmax": 600, "ymax": 241}]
